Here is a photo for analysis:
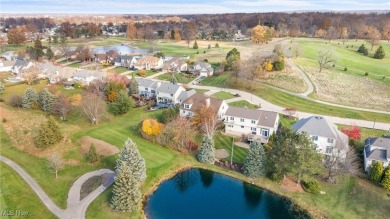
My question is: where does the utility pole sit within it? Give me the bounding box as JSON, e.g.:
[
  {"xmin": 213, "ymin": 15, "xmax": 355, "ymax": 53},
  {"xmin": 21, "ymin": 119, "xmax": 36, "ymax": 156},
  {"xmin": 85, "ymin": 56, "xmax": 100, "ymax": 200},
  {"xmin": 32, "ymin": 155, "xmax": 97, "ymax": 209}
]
[
  {"xmin": 373, "ymin": 117, "xmax": 376, "ymax": 129},
  {"xmin": 230, "ymin": 137, "xmax": 234, "ymax": 165}
]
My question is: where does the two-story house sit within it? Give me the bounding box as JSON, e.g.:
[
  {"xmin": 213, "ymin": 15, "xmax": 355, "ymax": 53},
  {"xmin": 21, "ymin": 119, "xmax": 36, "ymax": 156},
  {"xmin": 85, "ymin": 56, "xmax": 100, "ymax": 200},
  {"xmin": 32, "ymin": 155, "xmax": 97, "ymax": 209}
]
[
  {"xmin": 190, "ymin": 61, "xmax": 214, "ymax": 77},
  {"xmin": 156, "ymin": 82, "xmax": 185, "ymax": 105},
  {"xmin": 72, "ymin": 70, "xmax": 106, "ymax": 85},
  {"xmin": 120, "ymin": 55, "xmax": 138, "ymax": 68},
  {"xmin": 292, "ymin": 116, "xmax": 349, "ymax": 158},
  {"xmin": 363, "ymin": 136, "xmax": 390, "ymax": 172},
  {"xmin": 224, "ymin": 107, "xmax": 279, "ymax": 144},
  {"xmin": 180, "ymin": 93, "xmax": 228, "ymax": 119},
  {"xmin": 137, "ymin": 78, "xmax": 161, "ymax": 99},
  {"xmin": 12, "ymin": 60, "xmax": 34, "ymax": 75},
  {"xmin": 135, "ymin": 56, "xmax": 163, "ymax": 70},
  {"xmin": 164, "ymin": 57, "xmax": 188, "ymax": 73}
]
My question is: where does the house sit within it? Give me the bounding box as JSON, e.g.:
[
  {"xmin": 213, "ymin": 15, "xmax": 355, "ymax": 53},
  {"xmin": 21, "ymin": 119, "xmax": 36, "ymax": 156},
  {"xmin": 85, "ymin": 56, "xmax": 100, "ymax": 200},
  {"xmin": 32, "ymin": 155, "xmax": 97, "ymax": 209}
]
[
  {"xmin": 49, "ymin": 67, "xmax": 76, "ymax": 84},
  {"xmin": 120, "ymin": 55, "xmax": 138, "ymax": 68},
  {"xmin": 177, "ymin": 89, "xmax": 196, "ymax": 104},
  {"xmin": 180, "ymin": 93, "xmax": 228, "ymax": 119},
  {"xmin": 135, "ymin": 56, "xmax": 163, "ymax": 70},
  {"xmin": 94, "ymin": 54, "xmax": 107, "ymax": 63},
  {"xmin": 137, "ymin": 78, "xmax": 161, "ymax": 98},
  {"xmin": 163, "ymin": 57, "xmax": 188, "ymax": 73},
  {"xmin": 72, "ymin": 70, "xmax": 106, "ymax": 85},
  {"xmin": 190, "ymin": 61, "xmax": 214, "ymax": 77},
  {"xmin": 155, "ymin": 82, "xmax": 185, "ymax": 105},
  {"xmin": 232, "ymin": 30, "xmax": 250, "ymax": 41},
  {"xmin": 0, "ymin": 60, "xmax": 16, "ymax": 72},
  {"xmin": 363, "ymin": 136, "xmax": 390, "ymax": 172},
  {"xmin": 0, "ymin": 51, "xmax": 17, "ymax": 61},
  {"xmin": 12, "ymin": 60, "xmax": 34, "ymax": 74},
  {"xmin": 224, "ymin": 107, "xmax": 279, "ymax": 144},
  {"xmin": 292, "ymin": 116, "xmax": 349, "ymax": 158}
]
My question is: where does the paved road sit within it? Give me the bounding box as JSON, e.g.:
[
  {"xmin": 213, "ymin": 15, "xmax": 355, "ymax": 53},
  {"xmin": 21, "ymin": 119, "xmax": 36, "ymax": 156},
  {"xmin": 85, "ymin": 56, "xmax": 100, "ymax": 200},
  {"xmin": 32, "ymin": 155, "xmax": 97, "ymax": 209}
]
[
  {"xmin": 188, "ymin": 84, "xmax": 390, "ymax": 131},
  {"xmin": 0, "ymin": 156, "xmax": 115, "ymax": 219}
]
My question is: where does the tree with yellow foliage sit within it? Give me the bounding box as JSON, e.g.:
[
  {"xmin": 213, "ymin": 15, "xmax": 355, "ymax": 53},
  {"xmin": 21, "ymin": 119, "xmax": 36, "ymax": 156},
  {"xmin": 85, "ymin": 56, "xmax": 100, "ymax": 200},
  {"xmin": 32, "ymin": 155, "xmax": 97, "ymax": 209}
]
[
  {"xmin": 141, "ymin": 119, "xmax": 164, "ymax": 141},
  {"xmin": 173, "ymin": 28, "xmax": 181, "ymax": 41},
  {"xmin": 264, "ymin": 60, "xmax": 273, "ymax": 71},
  {"xmin": 69, "ymin": 94, "xmax": 82, "ymax": 106},
  {"xmin": 251, "ymin": 25, "xmax": 269, "ymax": 44},
  {"xmin": 314, "ymin": 29, "xmax": 327, "ymax": 38},
  {"xmin": 126, "ymin": 22, "xmax": 136, "ymax": 39}
]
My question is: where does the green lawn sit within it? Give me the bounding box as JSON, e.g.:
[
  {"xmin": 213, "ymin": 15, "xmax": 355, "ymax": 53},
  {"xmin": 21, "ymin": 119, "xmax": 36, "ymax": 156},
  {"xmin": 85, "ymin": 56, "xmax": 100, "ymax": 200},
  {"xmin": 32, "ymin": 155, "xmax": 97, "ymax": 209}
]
[
  {"xmin": 213, "ymin": 133, "xmax": 247, "ymax": 163},
  {"xmin": 0, "ymin": 163, "xmax": 57, "ymax": 219},
  {"xmin": 157, "ymin": 73, "xmax": 194, "ymax": 84},
  {"xmin": 194, "ymin": 88, "xmax": 209, "ymax": 94},
  {"xmin": 132, "ymin": 70, "xmax": 159, "ymax": 77},
  {"xmin": 228, "ymin": 100, "xmax": 258, "ymax": 109},
  {"xmin": 211, "ymin": 91, "xmax": 236, "ymax": 100},
  {"xmin": 110, "ymin": 67, "xmax": 129, "ymax": 74},
  {"xmin": 294, "ymin": 38, "xmax": 390, "ymax": 81},
  {"xmin": 67, "ymin": 62, "xmax": 82, "ymax": 68},
  {"xmin": 201, "ymin": 73, "xmax": 229, "ymax": 87}
]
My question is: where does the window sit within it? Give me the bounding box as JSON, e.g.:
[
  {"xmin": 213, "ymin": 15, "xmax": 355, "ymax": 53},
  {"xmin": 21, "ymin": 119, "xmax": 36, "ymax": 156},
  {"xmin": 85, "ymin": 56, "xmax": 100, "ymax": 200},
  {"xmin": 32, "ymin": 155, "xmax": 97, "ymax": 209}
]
[
  {"xmin": 184, "ymin": 104, "xmax": 190, "ymax": 109},
  {"xmin": 251, "ymin": 127, "xmax": 256, "ymax": 131},
  {"xmin": 228, "ymin": 125, "xmax": 233, "ymax": 128},
  {"xmin": 170, "ymin": 94, "xmax": 173, "ymax": 97},
  {"xmin": 241, "ymin": 126, "xmax": 244, "ymax": 128},
  {"xmin": 312, "ymin": 136, "xmax": 318, "ymax": 141},
  {"xmin": 145, "ymin": 88, "xmax": 148, "ymax": 91},
  {"xmin": 240, "ymin": 118, "xmax": 244, "ymax": 122},
  {"xmin": 327, "ymin": 138, "xmax": 334, "ymax": 144},
  {"xmin": 230, "ymin": 117, "xmax": 234, "ymax": 120},
  {"xmin": 182, "ymin": 110, "xmax": 185, "ymax": 113},
  {"xmin": 261, "ymin": 128, "xmax": 269, "ymax": 137},
  {"xmin": 326, "ymin": 146, "xmax": 333, "ymax": 154},
  {"xmin": 151, "ymin": 90, "xmax": 155, "ymax": 93},
  {"xmin": 251, "ymin": 120, "xmax": 256, "ymax": 124}
]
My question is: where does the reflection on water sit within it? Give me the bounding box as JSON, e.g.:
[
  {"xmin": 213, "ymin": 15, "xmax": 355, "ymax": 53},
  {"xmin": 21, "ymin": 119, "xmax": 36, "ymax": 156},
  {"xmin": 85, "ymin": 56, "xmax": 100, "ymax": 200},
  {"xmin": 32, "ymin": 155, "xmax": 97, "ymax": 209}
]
[
  {"xmin": 92, "ymin": 45, "xmax": 151, "ymax": 55},
  {"xmin": 173, "ymin": 169, "xmax": 197, "ymax": 193},
  {"xmin": 243, "ymin": 182, "xmax": 263, "ymax": 209}
]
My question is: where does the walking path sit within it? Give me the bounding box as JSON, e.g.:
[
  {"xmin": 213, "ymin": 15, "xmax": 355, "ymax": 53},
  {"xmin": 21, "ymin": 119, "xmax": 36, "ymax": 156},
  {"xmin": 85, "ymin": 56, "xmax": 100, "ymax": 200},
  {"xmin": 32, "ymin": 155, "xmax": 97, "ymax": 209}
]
[
  {"xmin": 286, "ymin": 58, "xmax": 314, "ymax": 96},
  {"xmin": 188, "ymin": 84, "xmax": 390, "ymax": 131},
  {"xmin": 0, "ymin": 156, "xmax": 114, "ymax": 219}
]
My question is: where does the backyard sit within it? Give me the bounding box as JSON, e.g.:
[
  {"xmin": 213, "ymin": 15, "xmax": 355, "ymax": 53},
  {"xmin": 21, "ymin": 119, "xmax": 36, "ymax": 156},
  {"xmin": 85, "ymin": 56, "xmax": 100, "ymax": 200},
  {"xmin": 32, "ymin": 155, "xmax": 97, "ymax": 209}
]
[{"xmin": 157, "ymin": 73, "xmax": 194, "ymax": 84}]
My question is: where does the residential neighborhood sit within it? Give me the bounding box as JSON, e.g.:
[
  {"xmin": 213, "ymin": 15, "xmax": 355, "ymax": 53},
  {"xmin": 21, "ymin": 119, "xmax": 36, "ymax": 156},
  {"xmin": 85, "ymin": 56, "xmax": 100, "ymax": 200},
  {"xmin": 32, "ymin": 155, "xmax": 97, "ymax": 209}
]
[{"xmin": 1, "ymin": 3, "xmax": 390, "ymax": 219}]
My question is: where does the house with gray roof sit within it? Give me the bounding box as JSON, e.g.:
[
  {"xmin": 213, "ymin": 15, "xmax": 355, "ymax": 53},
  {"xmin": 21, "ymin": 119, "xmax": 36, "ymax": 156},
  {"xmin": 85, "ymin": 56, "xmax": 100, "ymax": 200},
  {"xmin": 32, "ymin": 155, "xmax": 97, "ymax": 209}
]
[
  {"xmin": 12, "ymin": 60, "xmax": 34, "ymax": 74},
  {"xmin": 156, "ymin": 82, "xmax": 185, "ymax": 105},
  {"xmin": 224, "ymin": 106, "xmax": 279, "ymax": 144},
  {"xmin": 137, "ymin": 78, "xmax": 161, "ymax": 98},
  {"xmin": 72, "ymin": 70, "xmax": 106, "ymax": 85},
  {"xmin": 190, "ymin": 61, "xmax": 214, "ymax": 77},
  {"xmin": 364, "ymin": 136, "xmax": 390, "ymax": 172},
  {"xmin": 164, "ymin": 57, "xmax": 188, "ymax": 73},
  {"xmin": 1, "ymin": 51, "xmax": 17, "ymax": 61},
  {"xmin": 292, "ymin": 116, "xmax": 349, "ymax": 158},
  {"xmin": 0, "ymin": 60, "xmax": 16, "ymax": 72},
  {"xmin": 180, "ymin": 93, "xmax": 228, "ymax": 119}
]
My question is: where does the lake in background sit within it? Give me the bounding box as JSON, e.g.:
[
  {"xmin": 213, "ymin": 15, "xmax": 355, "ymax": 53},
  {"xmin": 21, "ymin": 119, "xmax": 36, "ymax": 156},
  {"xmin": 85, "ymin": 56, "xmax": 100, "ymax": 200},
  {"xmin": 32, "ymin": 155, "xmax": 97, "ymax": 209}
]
[
  {"xmin": 92, "ymin": 45, "xmax": 152, "ymax": 55},
  {"xmin": 145, "ymin": 168, "xmax": 297, "ymax": 219}
]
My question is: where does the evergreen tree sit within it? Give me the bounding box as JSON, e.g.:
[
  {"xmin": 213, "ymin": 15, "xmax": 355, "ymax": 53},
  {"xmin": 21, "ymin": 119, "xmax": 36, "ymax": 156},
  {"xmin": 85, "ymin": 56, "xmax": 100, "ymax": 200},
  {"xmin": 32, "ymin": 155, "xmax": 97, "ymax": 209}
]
[
  {"xmin": 22, "ymin": 88, "xmax": 38, "ymax": 109},
  {"xmin": 34, "ymin": 116, "xmax": 62, "ymax": 148},
  {"xmin": 47, "ymin": 116, "xmax": 63, "ymax": 142},
  {"xmin": 0, "ymin": 81, "xmax": 4, "ymax": 95},
  {"xmin": 357, "ymin": 44, "xmax": 368, "ymax": 56},
  {"xmin": 193, "ymin": 40, "xmax": 199, "ymax": 49},
  {"xmin": 225, "ymin": 48, "xmax": 240, "ymax": 70},
  {"xmin": 215, "ymin": 43, "xmax": 219, "ymax": 48},
  {"xmin": 110, "ymin": 161, "xmax": 142, "ymax": 212},
  {"xmin": 38, "ymin": 88, "xmax": 56, "ymax": 112},
  {"xmin": 86, "ymin": 144, "xmax": 99, "ymax": 162},
  {"xmin": 129, "ymin": 73, "xmax": 139, "ymax": 95},
  {"xmin": 373, "ymin": 45, "xmax": 386, "ymax": 59},
  {"xmin": 111, "ymin": 138, "xmax": 146, "ymax": 212},
  {"xmin": 242, "ymin": 141, "xmax": 266, "ymax": 178},
  {"xmin": 34, "ymin": 38, "xmax": 43, "ymax": 49},
  {"xmin": 46, "ymin": 47, "xmax": 54, "ymax": 59},
  {"xmin": 109, "ymin": 90, "xmax": 134, "ymax": 115},
  {"xmin": 369, "ymin": 161, "xmax": 384, "ymax": 183},
  {"xmin": 381, "ymin": 167, "xmax": 390, "ymax": 190},
  {"xmin": 197, "ymin": 136, "xmax": 215, "ymax": 164}
]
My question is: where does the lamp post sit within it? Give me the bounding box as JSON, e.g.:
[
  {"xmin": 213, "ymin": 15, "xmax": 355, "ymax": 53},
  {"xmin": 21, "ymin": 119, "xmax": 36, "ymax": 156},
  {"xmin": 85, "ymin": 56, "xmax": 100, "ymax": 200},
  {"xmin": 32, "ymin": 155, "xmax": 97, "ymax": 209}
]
[
  {"xmin": 230, "ymin": 137, "xmax": 235, "ymax": 165},
  {"xmin": 373, "ymin": 117, "xmax": 376, "ymax": 129}
]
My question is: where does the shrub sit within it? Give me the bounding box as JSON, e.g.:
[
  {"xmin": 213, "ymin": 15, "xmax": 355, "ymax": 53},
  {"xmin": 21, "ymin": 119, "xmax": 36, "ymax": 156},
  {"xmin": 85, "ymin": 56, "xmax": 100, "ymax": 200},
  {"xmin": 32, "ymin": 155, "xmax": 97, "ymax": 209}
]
[
  {"xmin": 273, "ymin": 60, "xmax": 285, "ymax": 71},
  {"xmin": 373, "ymin": 45, "xmax": 386, "ymax": 59},
  {"xmin": 9, "ymin": 95, "xmax": 23, "ymax": 108},
  {"xmin": 302, "ymin": 179, "xmax": 321, "ymax": 194},
  {"xmin": 383, "ymin": 76, "xmax": 386, "ymax": 80},
  {"xmin": 203, "ymin": 50, "xmax": 206, "ymax": 54},
  {"xmin": 193, "ymin": 41, "xmax": 198, "ymax": 49},
  {"xmin": 344, "ymin": 67, "xmax": 347, "ymax": 71},
  {"xmin": 203, "ymin": 59, "xmax": 208, "ymax": 62},
  {"xmin": 86, "ymin": 144, "xmax": 100, "ymax": 163},
  {"xmin": 215, "ymin": 43, "xmax": 219, "ymax": 48},
  {"xmin": 381, "ymin": 167, "xmax": 390, "ymax": 190},
  {"xmin": 2, "ymin": 118, "xmax": 7, "ymax": 123},
  {"xmin": 365, "ymin": 72, "xmax": 369, "ymax": 76},
  {"xmin": 369, "ymin": 161, "xmax": 384, "ymax": 183},
  {"xmin": 196, "ymin": 51, "xmax": 199, "ymax": 54}
]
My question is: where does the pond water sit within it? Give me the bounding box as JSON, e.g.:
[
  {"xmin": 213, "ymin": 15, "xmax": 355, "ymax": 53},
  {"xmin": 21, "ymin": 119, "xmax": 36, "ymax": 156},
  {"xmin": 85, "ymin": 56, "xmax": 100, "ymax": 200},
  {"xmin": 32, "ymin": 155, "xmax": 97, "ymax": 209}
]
[
  {"xmin": 145, "ymin": 168, "xmax": 297, "ymax": 219},
  {"xmin": 92, "ymin": 45, "xmax": 151, "ymax": 55}
]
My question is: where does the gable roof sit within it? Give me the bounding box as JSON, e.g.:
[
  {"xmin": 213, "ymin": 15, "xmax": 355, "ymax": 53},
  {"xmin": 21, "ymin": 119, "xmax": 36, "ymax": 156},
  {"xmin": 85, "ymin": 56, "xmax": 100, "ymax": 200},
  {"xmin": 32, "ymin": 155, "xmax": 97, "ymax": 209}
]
[
  {"xmin": 225, "ymin": 106, "xmax": 278, "ymax": 127},
  {"xmin": 73, "ymin": 70, "xmax": 106, "ymax": 78},
  {"xmin": 180, "ymin": 93, "xmax": 224, "ymax": 113},
  {"xmin": 95, "ymin": 53, "xmax": 107, "ymax": 61},
  {"xmin": 156, "ymin": 82, "xmax": 182, "ymax": 95},
  {"xmin": 137, "ymin": 56, "xmax": 161, "ymax": 65},
  {"xmin": 365, "ymin": 136, "xmax": 390, "ymax": 161},
  {"xmin": 177, "ymin": 89, "xmax": 196, "ymax": 103},
  {"xmin": 13, "ymin": 60, "xmax": 30, "ymax": 68},
  {"xmin": 137, "ymin": 78, "xmax": 157, "ymax": 88}
]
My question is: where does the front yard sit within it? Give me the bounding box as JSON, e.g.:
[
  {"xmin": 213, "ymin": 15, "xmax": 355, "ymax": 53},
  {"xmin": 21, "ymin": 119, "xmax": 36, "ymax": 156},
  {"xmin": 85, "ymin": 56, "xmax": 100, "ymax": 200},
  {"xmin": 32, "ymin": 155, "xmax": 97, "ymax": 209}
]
[{"xmin": 157, "ymin": 73, "xmax": 194, "ymax": 84}]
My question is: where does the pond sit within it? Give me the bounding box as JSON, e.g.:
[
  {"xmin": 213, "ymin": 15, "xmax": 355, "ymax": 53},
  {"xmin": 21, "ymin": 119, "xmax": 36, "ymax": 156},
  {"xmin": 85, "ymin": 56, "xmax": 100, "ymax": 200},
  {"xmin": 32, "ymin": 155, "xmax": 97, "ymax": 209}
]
[
  {"xmin": 145, "ymin": 168, "xmax": 299, "ymax": 219},
  {"xmin": 92, "ymin": 45, "xmax": 152, "ymax": 55}
]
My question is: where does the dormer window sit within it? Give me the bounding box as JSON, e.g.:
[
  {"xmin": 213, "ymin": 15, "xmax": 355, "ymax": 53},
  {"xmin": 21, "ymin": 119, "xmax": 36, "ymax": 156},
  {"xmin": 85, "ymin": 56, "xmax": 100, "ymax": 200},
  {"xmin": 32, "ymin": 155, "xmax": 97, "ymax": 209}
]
[{"xmin": 184, "ymin": 104, "xmax": 190, "ymax": 109}]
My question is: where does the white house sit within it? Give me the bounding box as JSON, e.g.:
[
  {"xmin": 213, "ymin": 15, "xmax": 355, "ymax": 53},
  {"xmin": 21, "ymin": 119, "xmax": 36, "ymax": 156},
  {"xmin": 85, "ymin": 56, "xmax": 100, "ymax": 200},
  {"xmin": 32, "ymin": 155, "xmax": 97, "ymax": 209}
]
[
  {"xmin": 363, "ymin": 136, "xmax": 390, "ymax": 172},
  {"xmin": 180, "ymin": 93, "xmax": 228, "ymax": 119},
  {"xmin": 135, "ymin": 56, "xmax": 163, "ymax": 70},
  {"xmin": 137, "ymin": 78, "xmax": 161, "ymax": 98},
  {"xmin": 190, "ymin": 61, "xmax": 214, "ymax": 77},
  {"xmin": 72, "ymin": 70, "xmax": 106, "ymax": 85},
  {"xmin": 12, "ymin": 60, "xmax": 34, "ymax": 74},
  {"xmin": 224, "ymin": 107, "xmax": 279, "ymax": 144},
  {"xmin": 156, "ymin": 82, "xmax": 185, "ymax": 105},
  {"xmin": 0, "ymin": 60, "xmax": 16, "ymax": 72},
  {"xmin": 164, "ymin": 57, "xmax": 188, "ymax": 73},
  {"xmin": 292, "ymin": 116, "xmax": 349, "ymax": 158},
  {"xmin": 120, "ymin": 55, "xmax": 138, "ymax": 68},
  {"xmin": 1, "ymin": 51, "xmax": 17, "ymax": 61}
]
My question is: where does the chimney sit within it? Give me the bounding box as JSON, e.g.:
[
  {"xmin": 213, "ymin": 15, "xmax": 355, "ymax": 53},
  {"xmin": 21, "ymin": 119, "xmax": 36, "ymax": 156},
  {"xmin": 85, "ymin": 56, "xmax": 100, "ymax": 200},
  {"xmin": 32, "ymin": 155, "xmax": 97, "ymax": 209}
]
[{"xmin": 206, "ymin": 98, "xmax": 210, "ymax": 108}]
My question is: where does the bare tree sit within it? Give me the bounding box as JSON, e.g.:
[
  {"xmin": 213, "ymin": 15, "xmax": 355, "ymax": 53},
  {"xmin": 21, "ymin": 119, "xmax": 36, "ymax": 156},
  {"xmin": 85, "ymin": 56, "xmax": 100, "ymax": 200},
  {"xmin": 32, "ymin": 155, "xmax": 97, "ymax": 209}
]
[
  {"xmin": 51, "ymin": 94, "xmax": 72, "ymax": 121},
  {"xmin": 193, "ymin": 104, "xmax": 220, "ymax": 139},
  {"xmin": 47, "ymin": 153, "xmax": 64, "ymax": 179},
  {"xmin": 317, "ymin": 48, "xmax": 335, "ymax": 73},
  {"xmin": 159, "ymin": 116, "xmax": 196, "ymax": 152},
  {"xmin": 365, "ymin": 26, "xmax": 382, "ymax": 50},
  {"xmin": 80, "ymin": 93, "xmax": 107, "ymax": 125},
  {"xmin": 75, "ymin": 45, "xmax": 93, "ymax": 62},
  {"xmin": 59, "ymin": 41, "xmax": 71, "ymax": 62},
  {"xmin": 20, "ymin": 66, "xmax": 39, "ymax": 85},
  {"xmin": 324, "ymin": 147, "xmax": 360, "ymax": 183},
  {"xmin": 183, "ymin": 22, "xmax": 197, "ymax": 48},
  {"xmin": 325, "ymin": 26, "xmax": 338, "ymax": 42},
  {"xmin": 230, "ymin": 60, "xmax": 240, "ymax": 83}
]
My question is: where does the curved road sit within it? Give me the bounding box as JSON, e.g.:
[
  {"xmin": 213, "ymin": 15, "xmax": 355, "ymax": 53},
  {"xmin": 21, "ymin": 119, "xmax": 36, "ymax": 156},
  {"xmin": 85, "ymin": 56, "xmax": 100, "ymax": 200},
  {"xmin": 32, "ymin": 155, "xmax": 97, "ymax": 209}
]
[{"xmin": 0, "ymin": 156, "xmax": 114, "ymax": 219}]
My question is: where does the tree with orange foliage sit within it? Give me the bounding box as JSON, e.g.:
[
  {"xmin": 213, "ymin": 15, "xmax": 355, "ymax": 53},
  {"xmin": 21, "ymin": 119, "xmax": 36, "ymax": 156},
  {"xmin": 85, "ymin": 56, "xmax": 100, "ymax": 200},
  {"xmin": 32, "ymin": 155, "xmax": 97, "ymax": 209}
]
[
  {"xmin": 173, "ymin": 27, "xmax": 181, "ymax": 41},
  {"xmin": 69, "ymin": 94, "xmax": 82, "ymax": 106},
  {"xmin": 7, "ymin": 27, "xmax": 27, "ymax": 45},
  {"xmin": 126, "ymin": 22, "xmax": 136, "ymax": 39},
  {"xmin": 193, "ymin": 104, "xmax": 220, "ymax": 139},
  {"xmin": 314, "ymin": 29, "xmax": 327, "ymax": 38},
  {"xmin": 138, "ymin": 69, "xmax": 146, "ymax": 77},
  {"xmin": 365, "ymin": 26, "xmax": 382, "ymax": 50}
]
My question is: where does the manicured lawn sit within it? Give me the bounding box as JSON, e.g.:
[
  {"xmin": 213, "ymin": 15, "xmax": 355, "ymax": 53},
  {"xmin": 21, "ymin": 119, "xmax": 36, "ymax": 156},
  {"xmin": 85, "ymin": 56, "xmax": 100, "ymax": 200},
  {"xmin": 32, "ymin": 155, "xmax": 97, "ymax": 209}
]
[
  {"xmin": 200, "ymin": 73, "xmax": 229, "ymax": 87},
  {"xmin": 110, "ymin": 67, "xmax": 129, "ymax": 74},
  {"xmin": 213, "ymin": 133, "xmax": 247, "ymax": 163},
  {"xmin": 132, "ymin": 70, "xmax": 159, "ymax": 77},
  {"xmin": 157, "ymin": 73, "xmax": 194, "ymax": 84},
  {"xmin": 195, "ymin": 88, "xmax": 209, "ymax": 94},
  {"xmin": 228, "ymin": 100, "xmax": 258, "ymax": 109},
  {"xmin": 67, "ymin": 62, "xmax": 82, "ymax": 68},
  {"xmin": 135, "ymin": 41, "xmax": 197, "ymax": 58},
  {"xmin": 211, "ymin": 91, "xmax": 235, "ymax": 100},
  {"xmin": 2, "ymin": 80, "xmax": 48, "ymax": 102},
  {"xmin": 0, "ymin": 163, "xmax": 57, "ymax": 219}
]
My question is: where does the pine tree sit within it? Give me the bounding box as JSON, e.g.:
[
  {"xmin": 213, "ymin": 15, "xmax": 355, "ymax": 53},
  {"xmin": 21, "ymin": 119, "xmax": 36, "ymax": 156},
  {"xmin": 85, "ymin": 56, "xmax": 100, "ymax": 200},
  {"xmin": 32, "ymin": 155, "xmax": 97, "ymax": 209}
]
[
  {"xmin": 38, "ymin": 88, "xmax": 57, "ymax": 112},
  {"xmin": 35, "ymin": 116, "xmax": 63, "ymax": 148},
  {"xmin": 373, "ymin": 45, "xmax": 386, "ymax": 59},
  {"xmin": 193, "ymin": 40, "xmax": 199, "ymax": 49},
  {"xmin": 357, "ymin": 44, "xmax": 366, "ymax": 53},
  {"xmin": 197, "ymin": 136, "xmax": 215, "ymax": 164},
  {"xmin": 242, "ymin": 141, "xmax": 266, "ymax": 178},
  {"xmin": 129, "ymin": 73, "xmax": 139, "ymax": 95},
  {"xmin": 87, "ymin": 144, "xmax": 99, "ymax": 163},
  {"xmin": 369, "ymin": 161, "xmax": 384, "ymax": 183},
  {"xmin": 22, "ymin": 87, "xmax": 38, "ymax": 109},
  {"xmin": 46, "ymin": 47, "xmax": 54, "ymax": 59},
  {"xmin": 47, "ymin": 116, "xmax": 62, "ymax": 142},
  {"xmin": 110, "ymin": 138, "xmax": 146, "ymax": 212},
  {"xmin": 109, "ymin": 90, "xmax": 134, "ymax": 115},
  {"xmin": 381, "ymin": 167, "xmax": 390, "ymax": 190},
  {"xmin": 110, "ymin": 161, "xmax": 142, "ymax": 212}
]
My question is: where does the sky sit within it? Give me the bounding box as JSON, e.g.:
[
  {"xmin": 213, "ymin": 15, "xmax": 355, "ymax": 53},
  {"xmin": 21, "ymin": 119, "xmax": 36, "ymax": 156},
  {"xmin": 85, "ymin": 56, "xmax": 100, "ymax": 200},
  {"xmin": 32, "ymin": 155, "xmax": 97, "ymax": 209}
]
[{"xmin": 1, "ymin": 0, "xmax": 389, "ymax": 14}]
